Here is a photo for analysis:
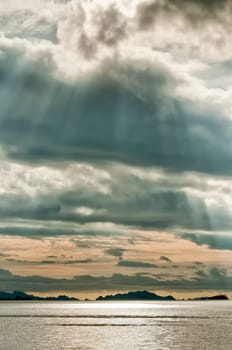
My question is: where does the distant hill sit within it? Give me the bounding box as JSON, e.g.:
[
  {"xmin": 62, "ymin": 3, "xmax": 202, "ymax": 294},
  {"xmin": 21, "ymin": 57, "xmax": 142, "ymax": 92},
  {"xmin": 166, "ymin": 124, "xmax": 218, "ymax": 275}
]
[
  {"xmin": 188, "ymin": 294, "xmax": 229, "ymax": 301},
  {"xmin": 0, "ymin": 291, "xmax": 78, "ymax": 301},
  {"xmin": 96, "ymin": 290, "xmax": 175, "ymax": 301}
]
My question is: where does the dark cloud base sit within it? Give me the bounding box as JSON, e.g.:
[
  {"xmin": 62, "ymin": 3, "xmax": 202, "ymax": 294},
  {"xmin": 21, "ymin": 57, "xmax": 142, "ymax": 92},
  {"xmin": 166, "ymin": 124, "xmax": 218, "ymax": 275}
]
[
  {"xmin": 179, "ymin": 233, "xmax": 232, "ymax": 251},
  {"xmin": 0, "ymin": 268, "xmax": 231, "ymax": 293},
  {"xmin": 1, "ymin": 45, "xmax": 232, "ymax": 176}
]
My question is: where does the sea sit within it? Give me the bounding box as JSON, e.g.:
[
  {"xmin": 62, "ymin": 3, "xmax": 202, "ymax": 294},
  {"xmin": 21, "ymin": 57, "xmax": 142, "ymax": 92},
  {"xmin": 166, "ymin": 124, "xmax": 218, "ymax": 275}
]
[{"xmin": 0, "ymin": 301, "xmax": 231, "ymax": 349}]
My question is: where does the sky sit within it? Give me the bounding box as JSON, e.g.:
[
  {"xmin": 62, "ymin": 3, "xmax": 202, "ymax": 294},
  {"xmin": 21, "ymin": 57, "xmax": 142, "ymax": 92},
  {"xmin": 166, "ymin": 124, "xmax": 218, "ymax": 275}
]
[{"xmin": 0, "ymin": 0, "xmax": 232, "ymax": 299}]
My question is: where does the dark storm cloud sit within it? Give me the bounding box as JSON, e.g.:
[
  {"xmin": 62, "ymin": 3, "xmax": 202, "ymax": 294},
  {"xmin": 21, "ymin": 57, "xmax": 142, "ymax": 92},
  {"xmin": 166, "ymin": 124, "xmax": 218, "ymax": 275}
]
[
  {"xmin": 117, "ymin": 260, "xmax": 158, "ymax": 268},
  {"xmin": 48, "ymin": 188, "xmax": 211, "ymax": 231},
  {"xmin": 0, "ymin": 186, "xmax": 212, "ymax": 234},
  {"xmin": 179, "ymin": 233, "xmax": 232, "ymax": 250},
  {"xmin": 1, "ymin": 46, "xmax": 232, "ymax": 177},
  {"xmin": 0, "ymin": 267, "xmax": 231, "ymax": 293}
]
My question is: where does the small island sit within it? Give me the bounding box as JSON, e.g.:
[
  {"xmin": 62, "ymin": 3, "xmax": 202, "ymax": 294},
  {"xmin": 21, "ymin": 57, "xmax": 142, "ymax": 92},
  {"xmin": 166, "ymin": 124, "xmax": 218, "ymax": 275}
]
[
  {"xmin": 96, "ymin": 290, "xmax": 175, "ymax": 301},
  {"xmin": 187, "ymin": 294, "xmax": 229, "ymax": 301},
  {"xmin": 0, "ymin": 291, "xmax": 78, "ymax": 301},
  {"xmin": 96, "ymin": 291, "xmax": 229, "ymax": 301}
]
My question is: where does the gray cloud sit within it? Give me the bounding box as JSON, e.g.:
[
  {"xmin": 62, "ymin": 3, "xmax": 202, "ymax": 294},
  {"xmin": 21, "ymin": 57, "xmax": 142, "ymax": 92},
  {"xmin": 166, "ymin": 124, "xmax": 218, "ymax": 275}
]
[
  {"xmin": 0, "ymin": 187, "xmax": 212, "ymax": 234},
  {"xmin": 137, "ymin": 0, "xmax": 230, "ymax": 30},
  {"xmin": 6, "ymin": 258, "xmax": 93, "ymax": 265},
  {"xmin": 0, "ymin": 45, "xmax": 232, "ymax": 177},
  {"xmin": 55, "ymin": 0, "xmax": 232, "ymax": 63},
  {"xmin": 0, "ymin": 224, "xmax": 124, "ymax": 238},
  {"xmin": 57, "ymin": 2, "xmax": 127, "ymax": 60},
  {"xmin": 105, "ymin": 248, "xmax": 126, "ymax": 259},
  {"xmin": 95, "ymin": 6, "xmax": 126, "ymax": 47},
  {"xmin": 117, "ymin": 260, "xmax": 158, "ymax": 268},
  {"xmin": 179, "ymin": 233, "xmax": 232, "ymax": 250},
  {"xmin": 194, "ymin": 261, "xmax": 205, "ymax": 266},
  {"xmin": 2, "ymin": 155, "xmax": 232, "ymax": 236},
  {"xmin": 0, "ymin": 267, "xmax": 231, "ymax": 293},
  {"xmin": 0, "ymin": 253, "xmax": 11, "ymax": 257},
  {"xmin": 6, "ymin": 259, "xmax": 39, "ymax": 264},
  {"xmin": 1, "ymin": 159, "xmax": 232, "ymax": 236},
  {"xmin": 160, "ymin": 256, "xmax": 172, "ymax": 263},
  {"xmin": 74, "ymin": 241, "xmax": 94, "ymax": 249},
  {"xmin": 134, "ymin": 0, "xmax": 232, "ymax": 63},
  {"xmin": 41, "ymin": 259, "xmax": 93, "ymax": 265}
]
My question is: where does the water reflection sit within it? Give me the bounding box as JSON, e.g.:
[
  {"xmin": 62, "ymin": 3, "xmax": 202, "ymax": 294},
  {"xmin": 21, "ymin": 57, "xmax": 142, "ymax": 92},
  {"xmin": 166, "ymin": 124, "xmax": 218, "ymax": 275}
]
[{"xmin": 0, "ymin": 301, "xmax": 231, "ymax": 350}]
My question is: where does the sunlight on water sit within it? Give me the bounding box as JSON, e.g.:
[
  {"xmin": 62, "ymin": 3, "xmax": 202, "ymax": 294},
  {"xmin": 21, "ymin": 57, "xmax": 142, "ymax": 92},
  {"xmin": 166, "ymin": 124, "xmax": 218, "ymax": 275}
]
[
  {"xmin": 0, "ymin": 301, "xmax": 231, "ymax": 350},
  {"xmin": 64, "ymin": 301, "xmax": 170, "ymax": 309}
]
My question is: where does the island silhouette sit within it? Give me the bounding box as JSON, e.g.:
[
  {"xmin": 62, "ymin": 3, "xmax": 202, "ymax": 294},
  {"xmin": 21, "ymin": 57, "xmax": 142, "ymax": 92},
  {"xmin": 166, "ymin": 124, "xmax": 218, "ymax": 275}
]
[
  {"xmin": 96, "ymin": 290, "xmax": 175, "ymax": 301},
  {"xmin": 0, "ymin": 291, "xmax": 78, "ymax": 301},
  {"xmin": 0, "ymin": 290, "xmax": 229, "ymax": 301}
]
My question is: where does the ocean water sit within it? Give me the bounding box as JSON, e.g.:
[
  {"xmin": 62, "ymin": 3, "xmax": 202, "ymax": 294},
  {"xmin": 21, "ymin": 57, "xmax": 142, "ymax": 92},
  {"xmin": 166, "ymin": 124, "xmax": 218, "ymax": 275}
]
[{"xmin": 0, "ymin": 301, "xmax": 231, "ymax": 349}]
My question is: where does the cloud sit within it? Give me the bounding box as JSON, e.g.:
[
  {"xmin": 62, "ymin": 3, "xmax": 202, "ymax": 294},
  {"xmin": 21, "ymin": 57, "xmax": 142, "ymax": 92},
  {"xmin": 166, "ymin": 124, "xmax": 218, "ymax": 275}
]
[
  {"xmin": 0, "ymin": 1, "xmax": 232, "ymax": 181},
  {"xmin": 1, "ymin": 160, "xmax": 232, "ymax": 238},
  {"xmin": 0, "ymin": 0, "xmax": 232, "ymax": 294},
  {"xmin": 0, "ymin": 223, "xmax": 127, "ymax": 238},
  {"xmin": 0, "ymin": 253, "xmax": 11, "ymax": 257},
  {"xmin": 57, "ymin": 1, "xmax": 127, "ymax": 59},
  {"xmin": 5, "ymin": 258, "xmax": 93, "ymax": 265},
  {"xmin": 160, "ymin": 256, "xmax": 172, "ymax": 263},
  {"xmin": 41, "ymin": 259, "xmax": 93, "ymax": 265},
  {"xmin": 136, "ymin": 0, "xmax": 232, "ymax": 61},
  {"xmin": 0, "ymin": 267, "xmax": 231, "ymax": 293},
  {"xmin": 0, "ymin": 188, "xmax": 211, "ymax": 233},
  {"xmin": 137, "ymin": 0, "xmax": 230, "ymax": 29},
  {"xmin": 0, "ymin": 41, "xmax": 232, "ymax": 178},
  {"xmin": 179, "ymin": 233, "xmax": 232, "ymax": 250},
  {"xmin": 0, "ymin": 9, "xmax": 58, "ymax": 43},
  {"xmin": 55, "ymin": 0, "xmax": 232, "ymax": 63},
  {"xmin": 105, "ymin": 248, "xmax": 126, "ymax": 258},
  {"xmin": 1, "ymin": 162, "xmax": 232, "ymax": 235},
  {"xmin": 117, "ymin": 260, "xmax": 158, "ymax": 268}
]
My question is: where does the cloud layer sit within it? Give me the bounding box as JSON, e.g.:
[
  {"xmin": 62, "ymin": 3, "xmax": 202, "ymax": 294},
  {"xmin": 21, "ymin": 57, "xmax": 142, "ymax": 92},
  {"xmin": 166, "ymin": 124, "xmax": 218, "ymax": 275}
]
[{"xmin": 1, "ymin": 267, "xmax": 231, "ymax": 294}]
